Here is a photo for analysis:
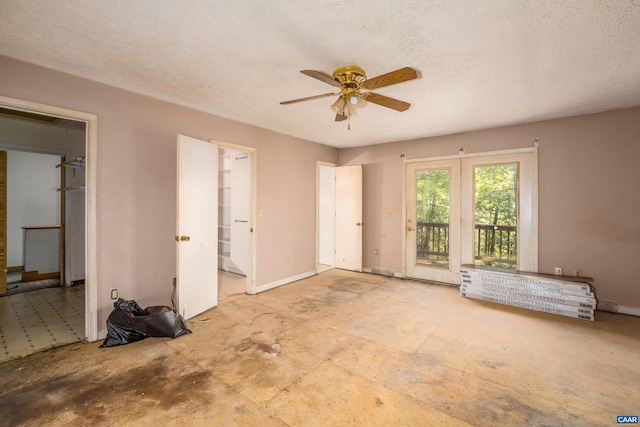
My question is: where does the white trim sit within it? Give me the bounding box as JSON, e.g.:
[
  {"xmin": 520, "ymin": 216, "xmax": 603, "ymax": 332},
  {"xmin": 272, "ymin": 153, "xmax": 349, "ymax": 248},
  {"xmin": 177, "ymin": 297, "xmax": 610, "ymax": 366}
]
[
  {"xmin": 98, "ymin": 328, "xmax": 108, "ymax": 340},
  {"xmin": 531, "ymin": 148, "xmax": 539, "ymax": 271},
  {"xmin": 254, "ymin": 270, "xmax": 316, "ymax": 294},
  {"xmin": 401, "ymin": 158, "xmax": 407, "ymax": 279},
  {"xmin": 393, "ymin": 271, "xmax": 404, "ymax": 278},
  {"xmin": 211, "ymin": 139, "xmax": 257, "ymax": 296},
  {"xmin": 618, "ymin": 305, "xmax": 640, "ymax": 317},
  {"xmin": 362, "ymin": 267, "xmax": 373, "ymax": 273},
  {"xmin": 0, "ymin": 95, "xmax": 98, "ymax": 342}
]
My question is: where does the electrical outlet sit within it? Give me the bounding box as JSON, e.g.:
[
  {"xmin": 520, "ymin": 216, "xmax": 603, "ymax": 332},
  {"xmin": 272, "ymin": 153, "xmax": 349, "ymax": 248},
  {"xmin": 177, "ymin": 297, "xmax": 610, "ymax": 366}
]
[
  {"xmin": 374, "ymin": 249, "xmax": 378, "ymax": 255},
  {"xmin": 288, "ymin": 254, "xmax": 292, "ymax": 262},
  {"xmin": 575, "ymin": 269, "xmax": 582, "ymax": 277},
  {"xmin": 386, "ymin": 210, "xmax": 393, "ymax": 216},
  {"xmin": 554, "ymin": 267, "xmax": 563, "ymax": 276},
  {"xmin": 258, "ymin": 209, "xmax": 263, "ymax": 217},
  {"xmin": 110, "ymin": 288, "xmax": 118, "ymax": 300}
]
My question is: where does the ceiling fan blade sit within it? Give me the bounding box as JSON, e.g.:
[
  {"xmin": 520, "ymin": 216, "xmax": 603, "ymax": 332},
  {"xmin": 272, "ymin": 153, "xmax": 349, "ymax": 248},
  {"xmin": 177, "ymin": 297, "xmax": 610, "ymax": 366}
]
[
  {"xmin": 335, "ymin": 113, "xmax": 347, "ymax": 122},
  {"xmin": 363, "ymin": 92, "xmax": 411, "ymax": 112},
  {"xmin": 280, "ymin": 93, "xmax": 337, "ymax": 105},
  {"xmin": 300, "ymin": 70, "xmax": 342, "ymax": 87},
  {"xmin": 361, "ymin": 67, "xmax": 417, "ymax": 90}
]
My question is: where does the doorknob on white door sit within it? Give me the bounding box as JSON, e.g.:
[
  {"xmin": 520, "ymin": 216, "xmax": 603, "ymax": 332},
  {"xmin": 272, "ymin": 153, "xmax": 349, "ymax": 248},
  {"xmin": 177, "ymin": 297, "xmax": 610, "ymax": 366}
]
[{"xmin": 175, "ymin": 235, "xmax": 191, "ymax": 241}]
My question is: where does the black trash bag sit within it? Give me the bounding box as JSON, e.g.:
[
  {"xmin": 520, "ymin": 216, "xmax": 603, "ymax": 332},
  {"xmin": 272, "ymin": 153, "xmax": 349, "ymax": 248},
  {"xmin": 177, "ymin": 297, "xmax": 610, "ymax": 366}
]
[{"xmin": 100, "ymin": 298, "xmax": 191, "ymax": 348}]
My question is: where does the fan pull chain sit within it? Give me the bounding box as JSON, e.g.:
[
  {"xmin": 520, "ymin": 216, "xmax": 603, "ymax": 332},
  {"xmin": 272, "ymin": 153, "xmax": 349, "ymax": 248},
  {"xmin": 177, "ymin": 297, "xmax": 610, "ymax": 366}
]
[{"xmin": 348, "ymin": 115, "xmax": 351, "ymax": 130}]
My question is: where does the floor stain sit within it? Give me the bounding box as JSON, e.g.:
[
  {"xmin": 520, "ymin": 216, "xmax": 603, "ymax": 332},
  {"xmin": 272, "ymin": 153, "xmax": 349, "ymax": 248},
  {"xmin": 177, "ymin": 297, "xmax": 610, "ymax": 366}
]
[{"xmin": 0, "ymin": 355, "xmax": 212, "ymax": 425}]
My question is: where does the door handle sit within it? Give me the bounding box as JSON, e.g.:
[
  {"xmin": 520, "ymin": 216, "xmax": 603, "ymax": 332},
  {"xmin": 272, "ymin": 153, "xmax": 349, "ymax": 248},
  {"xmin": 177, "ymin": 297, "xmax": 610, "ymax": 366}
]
[
  {"xmin": 356, "ymin": 222, "xmax": 362, "ymax": 226},
  {"xmin": 175, "ymin": 235, "xmax": 190, "ymax": 241},
  {"xmin": 407, "ymin": 227, "xmax": 415, "ymax": 232}
]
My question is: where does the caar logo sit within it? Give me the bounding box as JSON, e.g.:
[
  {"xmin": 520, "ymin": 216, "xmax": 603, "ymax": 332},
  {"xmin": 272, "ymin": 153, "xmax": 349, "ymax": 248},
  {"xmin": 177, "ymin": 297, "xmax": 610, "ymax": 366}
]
[{"xmin": 617, "ymin": 415, "xmax": 638, "ymax": 424}]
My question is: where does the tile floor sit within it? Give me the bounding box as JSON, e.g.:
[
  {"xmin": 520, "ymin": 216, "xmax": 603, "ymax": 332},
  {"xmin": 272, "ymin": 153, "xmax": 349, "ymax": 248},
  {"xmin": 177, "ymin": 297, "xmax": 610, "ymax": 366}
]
[{"xmin": 0, "ymin": 285, "xmax": 85, "ymax": 362}]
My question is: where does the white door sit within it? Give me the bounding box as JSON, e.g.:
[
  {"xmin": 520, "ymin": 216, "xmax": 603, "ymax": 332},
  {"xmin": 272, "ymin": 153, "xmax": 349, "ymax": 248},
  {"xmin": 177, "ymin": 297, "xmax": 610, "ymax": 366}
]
[
  {"xmin": 176, "ymin": 134, "xmax": 218, "ymax": 319},
  {"xmin": 405, "ymin": 150, "xmax": 537, "ymax": 284},
  {"xmin": 317, "ymin": 163, "xmax": 335, "ymax": 269},
  {"xmin": 230, "ymin": 152, "xmax": 250, "ymax": 274},
  {"xmin": 406, "ymin": 159, "xmax": 461, "ymax": 283},
  {"xmin": 335, "ymin": 165, "xmax": 362, "ymax": 271}
]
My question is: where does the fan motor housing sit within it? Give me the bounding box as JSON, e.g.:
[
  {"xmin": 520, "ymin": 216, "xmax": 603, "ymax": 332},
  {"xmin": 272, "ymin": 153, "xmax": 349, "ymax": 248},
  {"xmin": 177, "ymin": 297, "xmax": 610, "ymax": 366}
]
[{"xmin": 333, "ymin": 65, "xmax": 367, "ymax": 88}]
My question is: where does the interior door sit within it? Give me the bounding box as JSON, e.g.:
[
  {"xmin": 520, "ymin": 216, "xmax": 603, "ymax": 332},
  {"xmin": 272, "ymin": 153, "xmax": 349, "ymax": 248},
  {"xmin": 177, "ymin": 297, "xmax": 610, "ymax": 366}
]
[
  {"xmin": 0, "ymin": 151, "xmax": 6, "ymax": 294},
  {"xmin": 406, "ymin": 159, "xmax": 461, "ymax": 284},
  {"xmin": 176, "ymin": 134, "xmax": 218, "ymax": 319},
  {"xmin": 335, "ymin": 164, "xmax": 362, "ymax": 271}
]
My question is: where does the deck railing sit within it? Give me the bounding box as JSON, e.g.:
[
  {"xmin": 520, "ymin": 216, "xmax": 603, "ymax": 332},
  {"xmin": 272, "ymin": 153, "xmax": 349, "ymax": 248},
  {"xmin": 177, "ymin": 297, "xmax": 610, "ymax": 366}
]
[{"xmin": 416, "ymin": 222, "xmax": 517, "ymax": 266}]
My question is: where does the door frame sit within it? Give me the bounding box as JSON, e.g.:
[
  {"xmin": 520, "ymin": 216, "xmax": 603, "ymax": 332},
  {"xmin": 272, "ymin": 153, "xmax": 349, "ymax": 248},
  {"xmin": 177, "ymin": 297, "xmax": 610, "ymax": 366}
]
[
  {"xmin": 212, "ymin": 139, "xmax": 258, "ymax": 295},
  {"xmin": 0, "ymin": 95, "xmax": 98, "ymax": 341},
  {"xmin": 403, "ymin": 147, "xmax": 538, "ymax": 279}
]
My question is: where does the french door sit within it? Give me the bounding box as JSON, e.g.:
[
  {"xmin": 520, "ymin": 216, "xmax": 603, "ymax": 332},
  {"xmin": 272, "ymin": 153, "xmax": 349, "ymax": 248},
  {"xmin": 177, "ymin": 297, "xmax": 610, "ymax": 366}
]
[
  {"xmin": 406, "ymin": 159, "xmax": 461, "ymax": 283},
  {"xmin": 406, "ymin": 150, "xmax": 537, "ymax": 284}
]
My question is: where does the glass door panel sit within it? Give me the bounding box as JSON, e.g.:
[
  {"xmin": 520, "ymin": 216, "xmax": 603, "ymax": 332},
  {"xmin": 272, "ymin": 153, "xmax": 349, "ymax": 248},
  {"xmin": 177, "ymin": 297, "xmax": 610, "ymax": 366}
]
[
  {"xmin": 416, "ymin": 168, "xmax": 450, "ymax": 269},
  {"xmin": 473, "ymin": 163, "xmax": 518, "ymax": 270}
]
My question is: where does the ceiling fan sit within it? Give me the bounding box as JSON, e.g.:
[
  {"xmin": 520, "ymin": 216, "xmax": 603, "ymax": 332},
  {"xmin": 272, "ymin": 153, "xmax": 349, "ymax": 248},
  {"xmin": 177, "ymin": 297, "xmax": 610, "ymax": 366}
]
[{"xmin": 280, "ymin": 65, "xmax": 418, "ymax": 126}]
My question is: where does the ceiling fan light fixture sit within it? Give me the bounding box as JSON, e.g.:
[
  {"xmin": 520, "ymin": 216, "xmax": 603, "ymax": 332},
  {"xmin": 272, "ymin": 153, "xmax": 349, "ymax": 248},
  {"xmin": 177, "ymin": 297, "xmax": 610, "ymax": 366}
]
[
  {"xmin": 349, "ymin": 94, "xmax": 359, "ymax": 105},
  {"xmin": 330, "ymin": 97, "xmax": 347, "ymax": 115}
]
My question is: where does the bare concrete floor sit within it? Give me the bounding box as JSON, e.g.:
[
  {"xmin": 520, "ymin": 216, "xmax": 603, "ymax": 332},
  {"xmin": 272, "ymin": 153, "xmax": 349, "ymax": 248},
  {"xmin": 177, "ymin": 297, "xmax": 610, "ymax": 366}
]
[{"xmin": 0, "ymin": 269, "xmax": 638, "ymax": 426}]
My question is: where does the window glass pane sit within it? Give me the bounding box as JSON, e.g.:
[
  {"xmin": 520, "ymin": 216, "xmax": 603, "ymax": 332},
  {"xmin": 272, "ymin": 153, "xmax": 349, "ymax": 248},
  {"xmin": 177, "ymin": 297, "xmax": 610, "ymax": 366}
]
[
  {"xmin": 473, "ymin": 163, "xmax": 518, "ymax": 269},
  {"xmin": 415, "ymin": 169, "xmax": 450, "ymax": 268}
]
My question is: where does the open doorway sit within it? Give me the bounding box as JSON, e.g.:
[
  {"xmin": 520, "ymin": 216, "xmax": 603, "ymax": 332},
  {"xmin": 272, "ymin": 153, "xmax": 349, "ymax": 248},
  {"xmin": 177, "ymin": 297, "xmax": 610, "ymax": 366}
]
[
  {"xmin": 216, "ymin": 142, "xmax": 255, "ymax": 300},
  {"xmin": 0, "ymin": 109, "xmax": 87, "ymax": 361},
  {"xmin": 0, "ymin": 95, "xmax": 97, "ymax": 343}
]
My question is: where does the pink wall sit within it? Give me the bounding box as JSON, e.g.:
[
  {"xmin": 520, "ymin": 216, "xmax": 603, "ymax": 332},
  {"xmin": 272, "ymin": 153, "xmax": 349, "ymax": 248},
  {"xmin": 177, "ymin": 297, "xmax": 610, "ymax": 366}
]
[
  {"xmin": 0, "ymin": 56, "xmax": 338, "ymax": 326},
  {"xmin": 340, "ymin": 107, "xmax": 640, "ymax": 307}
]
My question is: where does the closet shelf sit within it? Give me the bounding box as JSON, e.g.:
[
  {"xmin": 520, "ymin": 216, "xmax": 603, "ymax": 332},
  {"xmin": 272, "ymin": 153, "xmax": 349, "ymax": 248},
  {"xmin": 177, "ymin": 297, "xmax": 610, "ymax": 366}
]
[
  {"xmin": 56, "ymin": 156, "xmax": 85, "ymax": 169},
  {"xmin": 57, "ymin": 185, "xmax": 85, "ymax": 192}
]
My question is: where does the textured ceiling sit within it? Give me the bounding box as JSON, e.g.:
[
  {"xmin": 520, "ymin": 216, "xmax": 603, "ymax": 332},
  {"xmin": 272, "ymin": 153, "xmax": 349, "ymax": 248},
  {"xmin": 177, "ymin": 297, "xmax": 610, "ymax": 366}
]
[{"xmin": 1, "ymin": 0, "xmax": 639, "ymax": 148}]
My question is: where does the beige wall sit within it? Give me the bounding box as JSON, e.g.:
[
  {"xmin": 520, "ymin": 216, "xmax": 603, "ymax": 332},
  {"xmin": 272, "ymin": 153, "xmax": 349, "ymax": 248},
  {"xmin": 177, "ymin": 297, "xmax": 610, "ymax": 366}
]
[
  {"xmin": 2, "ymin": 53, "xmax": 638, "ymax": 324},
  {"xmin": 340, "ymin": 107, "xmax": 640, "ymax": 307},
  {"xmin": 0, "ymin": 56, "xmax": 338, "ymax": 326}
]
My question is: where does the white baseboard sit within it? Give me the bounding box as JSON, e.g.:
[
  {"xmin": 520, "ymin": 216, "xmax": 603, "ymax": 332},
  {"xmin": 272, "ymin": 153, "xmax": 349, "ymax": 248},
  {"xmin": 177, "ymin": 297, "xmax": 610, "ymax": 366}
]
[
  {"xmin": 618, "ymin": 305, "xmax": 640, "ymax": 317},
  {"xmin": 254, "ymin": 270, "xmax": 316, "ymax": 294},
  {"xmin": 393, "ymin": 271, "xmax": 404, "ymax": 278},
  {"xmin": 362, "ymin": 267, "xmax": 373, "ymax": 273},
  {"xmin": 98, "ymin": 329, "xmax": 108, "ymax": 340}
]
